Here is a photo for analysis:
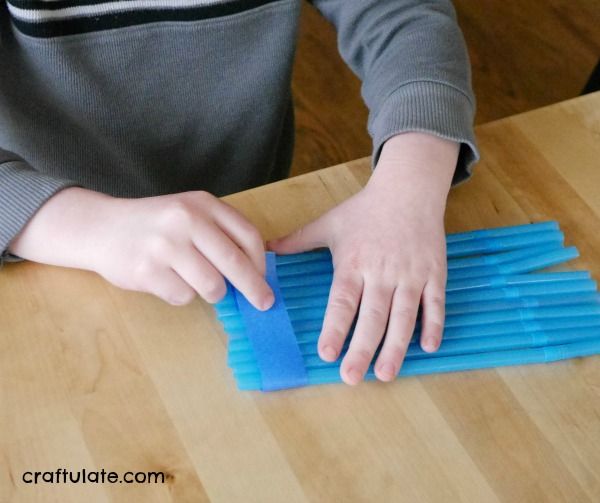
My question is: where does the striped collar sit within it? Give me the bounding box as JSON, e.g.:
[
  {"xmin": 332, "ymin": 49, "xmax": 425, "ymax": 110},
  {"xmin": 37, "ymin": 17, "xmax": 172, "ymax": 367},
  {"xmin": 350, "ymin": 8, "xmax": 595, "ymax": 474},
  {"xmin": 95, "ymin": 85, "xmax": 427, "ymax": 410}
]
[{"xmin": 7, "ymin": 0, "xmax": 286, "ymax": 37}]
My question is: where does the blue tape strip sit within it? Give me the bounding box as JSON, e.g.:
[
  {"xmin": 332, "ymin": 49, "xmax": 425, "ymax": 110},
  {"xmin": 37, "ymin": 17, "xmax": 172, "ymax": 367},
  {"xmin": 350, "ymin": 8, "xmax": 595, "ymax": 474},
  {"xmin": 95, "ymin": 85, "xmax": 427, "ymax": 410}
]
[{"xmin": 233, "ymin": 252, "xmax": 308, "ymax": 391}]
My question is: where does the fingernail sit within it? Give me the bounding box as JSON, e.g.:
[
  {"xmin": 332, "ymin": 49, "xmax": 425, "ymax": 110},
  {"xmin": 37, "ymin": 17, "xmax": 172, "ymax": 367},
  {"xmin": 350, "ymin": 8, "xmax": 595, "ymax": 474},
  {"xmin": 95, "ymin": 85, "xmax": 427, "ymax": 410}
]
[
  {"xmin": 321, "ymin": 345, "xmax": 337, "ymax": 361},
  {"xmin": 346, "ymin": 367, "xmax": 363, "ymax": 385},
  {"xmin": 379, "ymin": 363, "xmax": 396, "ymax": 380},
  {"xmin": 261, "ymin": 293, "xmax": 275, "ymax": 311},
  {"xmin": 423, "ymin": 337, "xmax": 439, "ymax": 352}
]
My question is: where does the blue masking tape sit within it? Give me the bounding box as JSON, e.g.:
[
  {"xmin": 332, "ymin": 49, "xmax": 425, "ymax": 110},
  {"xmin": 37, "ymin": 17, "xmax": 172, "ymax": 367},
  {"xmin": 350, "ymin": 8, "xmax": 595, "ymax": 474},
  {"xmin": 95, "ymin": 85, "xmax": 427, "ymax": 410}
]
[{"xmin": 233, "ymin": 252, "xmax": 308, "ymax": 391}]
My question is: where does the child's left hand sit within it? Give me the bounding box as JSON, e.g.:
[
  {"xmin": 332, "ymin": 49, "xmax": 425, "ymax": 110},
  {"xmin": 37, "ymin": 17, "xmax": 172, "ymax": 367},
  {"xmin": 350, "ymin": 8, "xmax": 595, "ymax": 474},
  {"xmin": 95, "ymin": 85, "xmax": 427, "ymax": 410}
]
[{"xmin": 268, "ymin": 132, "xmax": 459, "ymax": 385}]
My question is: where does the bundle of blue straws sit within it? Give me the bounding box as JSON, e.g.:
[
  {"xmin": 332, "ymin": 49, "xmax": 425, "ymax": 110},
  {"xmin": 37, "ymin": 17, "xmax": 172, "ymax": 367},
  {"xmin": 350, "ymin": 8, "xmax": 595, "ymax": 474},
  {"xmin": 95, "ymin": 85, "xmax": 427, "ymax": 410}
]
[{"xmin": 215, "ymin": 221, "xmax": 600, "ymax": 391}]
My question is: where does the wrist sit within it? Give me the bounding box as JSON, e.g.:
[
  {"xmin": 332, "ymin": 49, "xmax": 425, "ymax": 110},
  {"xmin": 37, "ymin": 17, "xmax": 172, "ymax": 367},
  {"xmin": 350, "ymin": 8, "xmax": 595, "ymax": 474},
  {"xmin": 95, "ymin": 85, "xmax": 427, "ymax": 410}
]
[{"xmin": 368, "ymin": 132, "xmax": 458, "ymax": 210}]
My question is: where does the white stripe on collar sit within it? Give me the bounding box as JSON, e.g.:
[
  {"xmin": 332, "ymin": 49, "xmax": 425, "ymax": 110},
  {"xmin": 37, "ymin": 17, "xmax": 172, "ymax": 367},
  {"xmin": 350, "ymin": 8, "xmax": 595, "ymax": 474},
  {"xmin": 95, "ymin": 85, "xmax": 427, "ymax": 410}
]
[{"xmin": 7, "ymin": 0, "xmax": 232, "ymax": 22}]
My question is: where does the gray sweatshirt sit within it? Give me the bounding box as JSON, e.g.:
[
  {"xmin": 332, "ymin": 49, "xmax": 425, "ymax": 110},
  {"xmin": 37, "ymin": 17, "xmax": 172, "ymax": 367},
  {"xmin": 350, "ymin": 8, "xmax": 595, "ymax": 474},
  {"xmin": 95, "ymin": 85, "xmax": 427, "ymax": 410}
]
[{"xmin": 0, "ymin": 0, "xmax": 478, "ymax": 256}]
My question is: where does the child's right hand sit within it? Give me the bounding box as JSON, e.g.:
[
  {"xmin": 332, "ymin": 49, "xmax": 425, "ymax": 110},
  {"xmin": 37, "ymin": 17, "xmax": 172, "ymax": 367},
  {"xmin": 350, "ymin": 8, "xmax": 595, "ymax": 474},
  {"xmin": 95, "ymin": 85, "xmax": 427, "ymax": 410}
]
[{"xmin": 8, "ymin": 187, "xmax": 274, "ymax": 310}]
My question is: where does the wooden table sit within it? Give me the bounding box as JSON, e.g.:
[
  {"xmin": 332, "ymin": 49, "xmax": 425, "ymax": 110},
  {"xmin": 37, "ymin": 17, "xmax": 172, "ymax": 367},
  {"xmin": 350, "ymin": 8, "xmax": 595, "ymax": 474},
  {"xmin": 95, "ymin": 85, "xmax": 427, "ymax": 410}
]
[{"xmin": 2, "ymin": 93, "xmax": 600, "ymax": 503}]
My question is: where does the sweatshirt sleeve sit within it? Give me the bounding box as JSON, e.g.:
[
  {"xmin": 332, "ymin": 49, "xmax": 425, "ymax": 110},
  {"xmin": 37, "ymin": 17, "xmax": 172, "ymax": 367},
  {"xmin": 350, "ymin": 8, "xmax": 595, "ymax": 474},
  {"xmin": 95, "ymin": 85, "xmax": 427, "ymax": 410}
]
[
  {"xmin": 310, "ymin": 0, "xmax": 479, "ymax": 183},
  {"xmin": 0, "ymin": 8, "xmax": 78, "ymax": 259},
  {"xmin": 0, "ymin": 148, "xmax": 78, "ymax": 257}
]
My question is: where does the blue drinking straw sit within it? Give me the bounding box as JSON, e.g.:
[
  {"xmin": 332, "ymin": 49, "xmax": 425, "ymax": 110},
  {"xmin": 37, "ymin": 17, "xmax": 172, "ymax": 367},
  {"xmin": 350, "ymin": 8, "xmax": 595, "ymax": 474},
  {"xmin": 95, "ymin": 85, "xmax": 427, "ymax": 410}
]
[
  {"xmin": 436, "ymin": 316, "xmax": 600, "ymax": 340},
  {"xmin": 230, "ymin": 325, "xmax": 600, "ymax": 375},
  {"xmin": 234, "ymin": 338, "xmax": 600, "ymax": 390},
  {"xmin": 217, "ymin": 276, "xmax": 598, "ymax": 340},
  {"xmin": 222, "ymin": 302, "xmax": 600, "ymax": 336},
  {"xmin": 274, "ymin": 269, "xmax": 589, "ymax": 291},
  {"xmin": 228, "ymin": 313, "xmax": 600, "ymax": 365},
  {"xmin": 220, "ymin": 273, "xmax": 594, "ymax": 321},
  {"xmin": 447, "ymin": 242, "xmax": 564, "ymax": 270},
  {"xmin": 446, "ymin": 230, "xmax": 563, "ymax": 258},
  {"xmin": 445, "ymin": 292, "xmax": 600, "ymax": 315},
  {"xmin": 215, "ymin": 278, "xmax": 597, "ymax": 318},
  {"xmin": 274, "ymin": 248, "xmax": 331, "ymax": 266},
  {"xmin": 445, "ymin": 279, "xmax": 596, "ymax": 304},
  {"xmin": 276, "ymin": 259, "xmax": 333, "ymax": 278},
  {"xmin": 446, "ymin": 247, "xmax": 578, "ymax": 280},
  {"xmin": 445, "ymin": 221, "xmax": 559, "ymax": 243},
  {"xmin": 228, "ymin": 317, "xmax": 600, "ymax": 369},
  {"xmin": 445, "ymin": 271, "xmax": 590, "ymax": 293},
  {"xmin": 226, "ymin": 315, "xmax": 600, "ymax": 364},
  {"xmin": 281, "ymin": 280, "xmax": 598, "ymax": 310},
  {"xmin": 443, "ymin": 304, "xmax": 600, "ymax": 328},
  {"xmin": 406, "ymin": 327, "xmax": 600, "ymax": 359}
]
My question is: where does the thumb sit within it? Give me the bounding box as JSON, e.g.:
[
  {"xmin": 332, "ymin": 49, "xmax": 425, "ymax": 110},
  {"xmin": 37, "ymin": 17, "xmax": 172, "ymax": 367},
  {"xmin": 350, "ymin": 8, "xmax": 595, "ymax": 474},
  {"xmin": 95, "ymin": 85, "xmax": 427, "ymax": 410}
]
[{"xmin": 267, "ymin": 217, "xmax": 328, "ymax": 255}]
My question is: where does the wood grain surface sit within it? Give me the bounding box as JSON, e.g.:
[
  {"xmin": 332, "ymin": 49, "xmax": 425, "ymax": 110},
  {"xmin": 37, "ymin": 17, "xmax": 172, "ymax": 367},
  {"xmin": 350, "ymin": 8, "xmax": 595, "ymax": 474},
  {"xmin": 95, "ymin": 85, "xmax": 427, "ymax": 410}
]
[
  {"xmin": 291, "ymin": 1, "xmax": 600, "ymax": 176},
  {"xmin": 2, "ymin": 93, "xmax": 600, "ymax": 502}
]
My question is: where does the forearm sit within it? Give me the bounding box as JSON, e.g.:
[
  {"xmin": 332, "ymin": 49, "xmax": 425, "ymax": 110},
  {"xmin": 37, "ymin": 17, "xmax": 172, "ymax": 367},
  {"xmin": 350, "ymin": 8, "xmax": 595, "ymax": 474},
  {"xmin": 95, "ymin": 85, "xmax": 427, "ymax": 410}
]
[{"xmin": 8, "ymin": 187, "xmax": 115, "ymax": 271}]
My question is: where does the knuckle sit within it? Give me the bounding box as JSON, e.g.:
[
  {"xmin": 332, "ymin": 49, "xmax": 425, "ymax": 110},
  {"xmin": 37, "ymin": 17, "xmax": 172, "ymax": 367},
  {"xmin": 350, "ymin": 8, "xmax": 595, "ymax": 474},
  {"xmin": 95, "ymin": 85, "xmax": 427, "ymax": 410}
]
[
  {"xmin": 351, "ymin": 347, "xmax": 375, "ymax": 366},
  {"xmin": 423, "ymin": 319, "xmax": 444, "ymax": 334},
  {"xmin": 192, "ymin": 190, "xmax": 214, "ymax": 206},
  {"xmin": 398, "ymin": 284, "xmax": 422, "ymax": 298},
  {"xmin": 246, "ymin": 226, "xmax": 263, "ymax": 247},
  {"xmin": 360, "ymin": 304, "xmax": 388, "ymax": 321},
  {"xmin": 382, "ymin": 343, "xmax": 409, "ymax": 363},
  {"xmin": 335, "ymin": 275, "xmax": 360, "ymax": 292},
  {"xmin": 178, "ymin": 289, "xmax": 197, "ymax": 305},
  {"xmin": 202, "ymin": 279, "xmax": 226, "ymax": 303},
  {"xmin": 159, "ymin": 200, "xmax": 193, "ymax": 228},
  {"xmin": 329, "ymin": 292, "xmax": 359, "ymax": 313},
  {"xmin": 340, "ymin": 254, "xmax": 362, "ymax": 272},
  {"xmin": 367, "ymin": 254, "xmax": 393, "ymax": 273},
  {"xmin": 164, "ymin": 288, "xmax": 196, "ymax": 306},
  {"xmin": 238, "ymin": 222, "xmax": 263, "ymax": 249},
  {"xmin": 391, "ymin": 303, "xmax": 416, "ymax": 320},
  {"xmin": 222, "ymin": 248, "xmax": 245, "ymax": 269},
  {"xmin": 393, "ymin": 286, "xmax": 422, "ymax": 305},
  {"xmin": 146, "ymin": 234, "xmax": 173, "ymax": 258},
  {"xmin": 321, "ymin": 327, "xmax": 348, "ymax": 344},
  {"xmin": 427, "ymin": 294, "xmax": 446, "ymax": 308},
  {"xmin": 132, "ymin": 258, "xmax": 158, "ymax": 288}
]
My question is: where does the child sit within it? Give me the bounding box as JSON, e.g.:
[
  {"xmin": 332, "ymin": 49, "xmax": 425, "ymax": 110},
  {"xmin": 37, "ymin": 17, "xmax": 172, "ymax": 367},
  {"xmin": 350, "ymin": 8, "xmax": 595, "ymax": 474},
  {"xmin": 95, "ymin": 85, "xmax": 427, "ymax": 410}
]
[{"xmin": 0, "ymin": 0, "xmax": 478, "ymax": 385}]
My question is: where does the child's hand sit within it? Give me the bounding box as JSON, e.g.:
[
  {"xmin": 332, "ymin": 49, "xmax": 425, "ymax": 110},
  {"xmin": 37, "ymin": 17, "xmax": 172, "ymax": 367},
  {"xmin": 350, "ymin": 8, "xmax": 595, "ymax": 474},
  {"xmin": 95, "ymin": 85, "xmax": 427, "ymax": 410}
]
[
  {"xmin": 268, "ymin": 133, "xmax": 459, "ymax": 384},
  {"xmin": 9, "ymin": 189, "xmax": 274, "ymax": 309}
]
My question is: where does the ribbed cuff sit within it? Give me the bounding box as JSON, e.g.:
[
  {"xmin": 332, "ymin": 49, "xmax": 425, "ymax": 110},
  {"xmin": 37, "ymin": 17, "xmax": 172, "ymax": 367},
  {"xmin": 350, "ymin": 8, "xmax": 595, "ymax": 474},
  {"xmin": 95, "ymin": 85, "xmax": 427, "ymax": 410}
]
[
  {"xmin": 369, "ymin": 80, "xmax": 479, "ymax": 185},
  {"xmin": 0, "ymin": 158, "xmax": 79, "ymax": 253}
]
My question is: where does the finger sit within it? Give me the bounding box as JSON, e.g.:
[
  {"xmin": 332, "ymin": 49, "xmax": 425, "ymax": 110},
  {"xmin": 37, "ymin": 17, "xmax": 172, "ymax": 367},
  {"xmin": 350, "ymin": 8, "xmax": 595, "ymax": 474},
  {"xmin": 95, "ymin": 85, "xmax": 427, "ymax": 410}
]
[
  {"xmin": 317, "ymin": 271, "xmax": 363, "ymax": 363},
  {"xmin": 341, "ymin": 282, "xmax": 394, "ymax": 386},
  {"xmin": 171, "ymin": 243, "xmax": 227, "ymax": 304},
  {"xmin": 211, "ymin": 201, "xmax": 266, "ymax": 276},
  {"xmin": 143, "ymin": 267, "xmax": 197, "ymax": 306},
  {"xmin": 267, "ymin": 217, "xmax": 328, "ymax": 255},
  {"xmin": 194, "ymin": 224, "xmax": 274, "ymax": 311},
  {"xmin": 374, "ymin": 285, "xmax": 422, "ymax": 381},
  {"xmin": 419, "ymin": 277, "xmax": 446, "ymax": 353}
]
